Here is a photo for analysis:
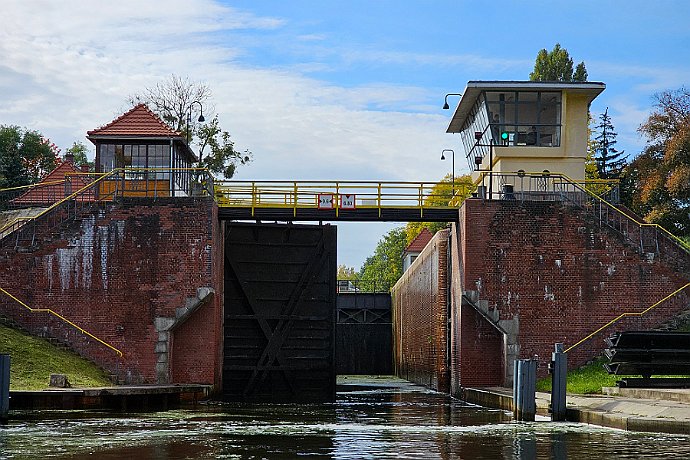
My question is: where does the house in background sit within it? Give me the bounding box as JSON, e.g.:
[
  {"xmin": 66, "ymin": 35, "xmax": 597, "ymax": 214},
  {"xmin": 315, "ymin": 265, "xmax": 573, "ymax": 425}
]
[{"xmin": 402, "ymin": 228, "xmax": 433, "ymax": 272}]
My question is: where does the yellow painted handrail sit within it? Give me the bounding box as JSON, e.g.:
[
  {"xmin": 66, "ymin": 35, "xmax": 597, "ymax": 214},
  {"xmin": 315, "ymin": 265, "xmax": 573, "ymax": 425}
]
[
  {"xmin": 0, "ymin": 179, "xmax": 67, "ymax": 193},
  {"xmin": 476, "ymin": 171, "xmax": 690, "ymax": 252},
  {"xmin": 0, "ymin": 287, "xmax": 123, "ymax": 357},
  {"xmin": 214, "ymin": 180, "xmax": 473, "ymax": 212},
  {"xmin": 564, "ymin": 283, "xmax": 690, "ymax": 353}
]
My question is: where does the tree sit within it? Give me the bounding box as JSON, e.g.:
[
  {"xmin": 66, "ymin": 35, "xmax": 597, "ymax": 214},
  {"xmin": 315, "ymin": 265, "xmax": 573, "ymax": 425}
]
[
  {"xmin": 529, "ymin": 43, "xmax": 587, "ymax": 82},
  {"xmin": 64, "ymin": 141, "xmax": 93, "ymax": 170},
  {"xmin": 593, "ymin": 108, "xmax": 626, "ymax": 179},
  {"xmin": 405, "ymin": 173, "xmax": 473, "ymax": 244},
  {"xmin": 358, "ymin": 227, "xmax": 407, "ymax": 289},
  {"xmin": 585, "ymin": 114, "xmax": 600, "ymax": 180},
  {"xmin": 337, "ymin": 265, "xmax": 357, "ymax": 280},
  {"xmin": 623, "ymin": 87, "xmax": 690, "ymax": 235},
  {"xmin": 129, "ymin": 74, "xmax": 210, "ymax": 133},
  {"xmin": 0, "ymin": 125, "xmax": 59, "ymax": 188},
  {"xmin": 196, "ymin": 115, "xmax": 252, "ymax": 178},
  {"xmin": 129, "ymin": 74, "xmax": 251, "ymax": 178}
]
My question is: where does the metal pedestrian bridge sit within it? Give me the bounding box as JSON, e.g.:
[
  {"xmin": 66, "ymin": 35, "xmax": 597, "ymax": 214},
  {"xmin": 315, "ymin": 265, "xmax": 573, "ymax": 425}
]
[{"xmin": 213, "ymin": 181, "xmax": 470, "ymax": 222}]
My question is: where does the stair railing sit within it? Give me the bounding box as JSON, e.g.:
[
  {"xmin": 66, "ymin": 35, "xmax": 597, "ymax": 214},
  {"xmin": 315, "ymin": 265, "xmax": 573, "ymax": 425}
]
[
  {"xmin": 565, "ymin": 282, "xmax": 690, "ymax": 353},
  {"xmin": 0, "ymin": 171, "xmax": 120, "ymax": 249}
]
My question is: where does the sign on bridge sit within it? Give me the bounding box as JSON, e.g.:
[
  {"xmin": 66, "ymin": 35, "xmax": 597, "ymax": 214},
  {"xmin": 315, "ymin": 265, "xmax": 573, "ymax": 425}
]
[
  {"xmin": 340, "ymin": 194, "xmax": 356, "ymax": 210},
  {"xmin": 318, "ymin": 194, "xmax": 334, "ymax": 210}
]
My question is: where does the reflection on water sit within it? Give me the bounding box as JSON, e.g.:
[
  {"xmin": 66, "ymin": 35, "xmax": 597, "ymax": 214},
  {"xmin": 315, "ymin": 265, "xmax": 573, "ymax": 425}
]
[{"xmin": 1, "ymin": 383, "xmax": 689, "ymax": 459}]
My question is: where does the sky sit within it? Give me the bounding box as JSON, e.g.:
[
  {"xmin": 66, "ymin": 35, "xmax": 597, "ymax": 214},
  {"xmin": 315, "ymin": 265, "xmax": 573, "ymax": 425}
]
[{"xmin": 1, "ymin": 0, "xmax": 689, "ymax": 269}]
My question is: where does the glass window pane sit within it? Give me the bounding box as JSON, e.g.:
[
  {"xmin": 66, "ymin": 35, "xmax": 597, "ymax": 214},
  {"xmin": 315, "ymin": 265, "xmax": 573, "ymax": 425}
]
[{"xmin": 99, "ymin": 144, "xmax": 115, "ymax": 172}]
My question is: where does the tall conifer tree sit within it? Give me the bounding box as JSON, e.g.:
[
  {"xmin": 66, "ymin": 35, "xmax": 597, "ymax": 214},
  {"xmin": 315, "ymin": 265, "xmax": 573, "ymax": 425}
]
[{"xmin": 593, "ymin": 108, "xmax": 626, "ymax": 179}]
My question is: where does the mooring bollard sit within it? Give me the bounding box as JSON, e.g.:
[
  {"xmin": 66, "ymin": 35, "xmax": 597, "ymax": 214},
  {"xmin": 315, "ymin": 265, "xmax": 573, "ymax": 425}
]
[
  {"xmin": 0, "ymin": 354, "xmax": 9, "ymax": 423},
  {"xmin": 550, "ymin": 343, "xmax": 567, "ymax": 421},
  {"xmin": 513, "ymin": 358, "xmax": 537, "ymax": 421}
]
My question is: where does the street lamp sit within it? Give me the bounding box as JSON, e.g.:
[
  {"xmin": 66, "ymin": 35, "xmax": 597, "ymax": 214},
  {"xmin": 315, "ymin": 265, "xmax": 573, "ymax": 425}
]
[
  {"xmin": 442, "ymin": 93, "xmax": 463, "ymax": 110},
  {"xmin": 186, "ymin": 100, "xmax": 205, "ymax": 145},
  {"xmin": 441, "ymin": 149, "xmax": 455, "ymax": 195}
]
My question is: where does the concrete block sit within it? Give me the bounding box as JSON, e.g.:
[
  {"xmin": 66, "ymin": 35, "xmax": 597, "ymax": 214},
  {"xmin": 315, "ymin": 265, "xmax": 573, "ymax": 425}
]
[
  {"xmin": 499, "ymin": 318, "xmax": 519, "ymax": 335},
  {"xmin": 158, "ymin": 331, "xmax": 169, "ymax": 342},
  {"xmin": 157, "ymin": 352, "xmax": 168, "ymax": 364},
  {"xmin": 49, "ymin": 374, "xmax": 70, "ymax": 388},
  {"xmin": 154, "ymin": 317, "xmax": 175, "ymax": 332},
  {"xmin": 155, "ymin": 341, "xmax": 168, "ymax": 353},
  {"xmin": 477, "ymin": 300, "xmax": 489, "ymax": 313},
  {"xmin": 197, "ymin": 287, "xmax": 214, "ymax": 299}
]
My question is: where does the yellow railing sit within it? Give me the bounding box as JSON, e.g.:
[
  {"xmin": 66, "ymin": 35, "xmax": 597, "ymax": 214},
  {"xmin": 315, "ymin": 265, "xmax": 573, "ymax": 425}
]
[
  {"xmin": 0, "ymin": 287, "xmax": 123, "ymax": 357},
  {"xmin": 475, "ymin": 171, "xmax": 690, "ymax": 353},
  {"xmin": 565, "ymin": 283, "xmax": 690, "ymax": 353},
  {"xmin": 475, "ymin": 171, "xmax": 689, "ymax": 251},
  {"xmin": 214, "ymin": 180, "xmax": 474, "ymax": 216},
  {"xmin": 0, "ymin": 170, "xmax": 120, "ymax": 241}
]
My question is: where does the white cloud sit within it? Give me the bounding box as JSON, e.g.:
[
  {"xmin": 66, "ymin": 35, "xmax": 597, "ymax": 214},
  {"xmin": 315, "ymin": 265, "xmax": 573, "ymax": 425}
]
[{"xmin": 0, "ymin": 0, "xmax": 461, "ymax": 267}]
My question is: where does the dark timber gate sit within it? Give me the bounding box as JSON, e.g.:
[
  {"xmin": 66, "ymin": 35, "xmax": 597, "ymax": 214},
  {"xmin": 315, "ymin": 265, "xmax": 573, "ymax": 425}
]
[
  {"xmin": 223, "ymin": 223, "xmax": 337, "ymax": 402},
  {"xmin": 336, "ymin": 291, "xmax": 392, "ymax": 374}
]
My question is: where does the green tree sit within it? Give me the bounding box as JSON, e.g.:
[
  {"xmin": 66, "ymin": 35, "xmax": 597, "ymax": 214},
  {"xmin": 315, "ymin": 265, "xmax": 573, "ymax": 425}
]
[
  {"xmin": 405, "ymin": 173, "xmax": 473, "ymax": 244},
  {"xmin": 529, "ymin": 43, "xmax": 588, "ymax": 82},
  {"xmin": 358, "ymin": 227, "xmax": 407, "ymax": 289},
  {"xmin": 64, "ymin": 141, "xmax": 93, "ymax": 170},
  {"xmin": 0, "ymin": 125, "xmax": 59, "ymax": 188},
  {"xmin": 337, "ymin": 265, "xmax": 357, "ymax": 280},
  {"xmin": 129, "ymin": 74, "xmax": 251, "ymax": 178},
  {"xmin": 593, "ymin": 108, "xmax": 626, "ymax": 179},
  {"xmin": 585, "ymin": 114, "xmax": 600, "ymax": 180},
  {"xmin": 623, "ymin": 87, "xmax": 690, "ymax": 235},
  {"xmin": 196, "ymin": 115, "xmax": 252, "ymax": 178}
]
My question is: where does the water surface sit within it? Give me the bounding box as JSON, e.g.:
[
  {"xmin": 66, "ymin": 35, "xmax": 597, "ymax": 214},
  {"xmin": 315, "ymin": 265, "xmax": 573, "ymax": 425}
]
[{"xmin": 1, "ymin": 381, "xmax": 689, "ymax": 459}]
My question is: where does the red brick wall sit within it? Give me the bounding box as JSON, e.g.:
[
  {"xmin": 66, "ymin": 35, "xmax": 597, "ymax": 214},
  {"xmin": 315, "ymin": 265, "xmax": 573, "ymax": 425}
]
[
  {"xmin": 0, "ymin": 197, "xmax": 223, "ymax": 386},
  {"xmin": 458, "ymin": 304, "xmax": 504, "ymax": 387},
  {"xmin": 392, "ymin": 229, "xmax": 449, "ymax": 392},
  {"xmin": 459, "ymin": 199, "xmax": 690, "ymax": 382}
]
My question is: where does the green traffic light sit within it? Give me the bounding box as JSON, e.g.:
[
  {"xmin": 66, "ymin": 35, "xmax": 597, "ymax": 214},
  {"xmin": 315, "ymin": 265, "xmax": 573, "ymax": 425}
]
[{"xmin": 501, "ymin": 131, "xmax": 509, "ymax": 140}]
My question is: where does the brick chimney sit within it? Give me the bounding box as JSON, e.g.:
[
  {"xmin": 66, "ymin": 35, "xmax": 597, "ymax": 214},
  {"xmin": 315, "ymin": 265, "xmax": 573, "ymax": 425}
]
[
  {"xmin": 64, "ymin": 153, "xmax": 75, "ymax": 164},
  {"xmin": 80, "ymin": 164, "xmax": 90, "ymax": 173}
]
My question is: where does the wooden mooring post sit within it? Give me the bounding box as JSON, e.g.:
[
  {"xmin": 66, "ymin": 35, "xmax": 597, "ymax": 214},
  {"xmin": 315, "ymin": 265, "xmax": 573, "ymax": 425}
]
[
  {"xmin": 513, "ymin": 358, "xmax": 537, "ymax": 421},
  {"xmin": 0, "ymin": 354, "xmax": 9, "ymax": 423}
]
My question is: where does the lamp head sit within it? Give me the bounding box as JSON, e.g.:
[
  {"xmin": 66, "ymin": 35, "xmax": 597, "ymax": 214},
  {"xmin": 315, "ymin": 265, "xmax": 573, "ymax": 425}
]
[
  {"xmin": 198, "ymin": 114, "xmax": 205, "ymax": 123},
  {"xmin": 442, "ymin": 101, "xmax": 450, "ymax": 110},
  {"xmin": 440, "ymin": 153, "xmax": 446, "ymax": 160}
]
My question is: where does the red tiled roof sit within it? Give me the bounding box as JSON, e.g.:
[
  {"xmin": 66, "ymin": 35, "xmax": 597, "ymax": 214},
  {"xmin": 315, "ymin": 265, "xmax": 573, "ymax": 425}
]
[
  {"xmin": 12, "ymin": 160, "xmax": 94, "ymax": 205},
  {"xmin": 405, "ymin": 228, "xmax": 433, "ymax": 253},
  {"xmin": 87, "ymin": 103, "xmax": 182, "ymax": 138}
]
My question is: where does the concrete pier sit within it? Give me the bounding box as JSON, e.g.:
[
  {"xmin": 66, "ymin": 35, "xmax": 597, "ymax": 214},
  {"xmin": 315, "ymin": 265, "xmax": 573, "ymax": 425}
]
[
  {"xmin": 9, "ymin": 384, "xmax": 211, "ymax": 411},
  {"xmin": 460, "ymin": 386, "xmax": 690, "ymax": 434}
]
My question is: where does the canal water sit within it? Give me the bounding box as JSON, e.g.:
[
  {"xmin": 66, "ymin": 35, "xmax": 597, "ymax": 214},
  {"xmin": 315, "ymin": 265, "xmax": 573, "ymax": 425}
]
[{"xmin": 1, "ymin": 378, "xmax": 689, "ymax": 459}]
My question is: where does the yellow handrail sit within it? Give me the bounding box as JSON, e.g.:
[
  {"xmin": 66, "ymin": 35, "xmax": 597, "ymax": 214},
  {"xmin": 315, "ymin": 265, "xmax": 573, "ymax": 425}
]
[
  {"xmin": 0, "ymin": 179, "xmax": 67, "ymax": 193},
  {"xmin": 476, "ymin": 170, "xmax": 690, "ymax": 252},
  {"xmin": 0, "ymin": 287, "xmax": 123, "ymax": 357},
  {"xmin": 213, "ymin": 180, "xmax": 471, "ymax": 212},
  {"xmin": 564, "ymin": 283, "xmax": 690, "ymax": 353}
]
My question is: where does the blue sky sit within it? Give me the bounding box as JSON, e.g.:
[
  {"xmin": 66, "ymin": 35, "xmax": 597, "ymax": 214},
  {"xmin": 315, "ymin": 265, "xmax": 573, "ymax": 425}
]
[{"xmin": 1, "ymin": 0, "xmax": 689, "ymax": 269}]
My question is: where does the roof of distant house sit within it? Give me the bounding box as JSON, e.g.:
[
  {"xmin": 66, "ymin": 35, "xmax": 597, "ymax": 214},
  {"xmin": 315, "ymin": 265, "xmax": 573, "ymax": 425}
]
[
  {"xmin": 12, "ymin": 158, "xmax": 93, "ymax": 206},
  {"xmin": 404, "ymin": 228, "xmax": 433, "ymax": 254},
  {"xmin": 87, "ymin": 103, "xmax": 182, "ymax": 138}
]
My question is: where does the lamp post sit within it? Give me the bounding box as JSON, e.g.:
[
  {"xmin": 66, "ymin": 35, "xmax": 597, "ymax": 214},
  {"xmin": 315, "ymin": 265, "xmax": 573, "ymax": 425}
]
[
  {"xmin": 442, "ymin": 93, "xmax": 463, "ymax": 110},
  {"xmin": 441, "ymin": 149, "xmax": 455, "ymax": 196},
  {"xmin": 186, "ymin": 100, "xmax": 206, "ymax": 146}
]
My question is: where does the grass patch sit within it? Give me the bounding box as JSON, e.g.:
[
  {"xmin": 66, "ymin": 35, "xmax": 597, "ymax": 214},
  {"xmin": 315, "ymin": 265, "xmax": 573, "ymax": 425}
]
[
  {"xmin": 0, "ymin": 323, "xmax": 112, "ymax": 390},
  {"xmin": 536, "ymin": 358, "xmax": 622, "ymax": 394}
]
